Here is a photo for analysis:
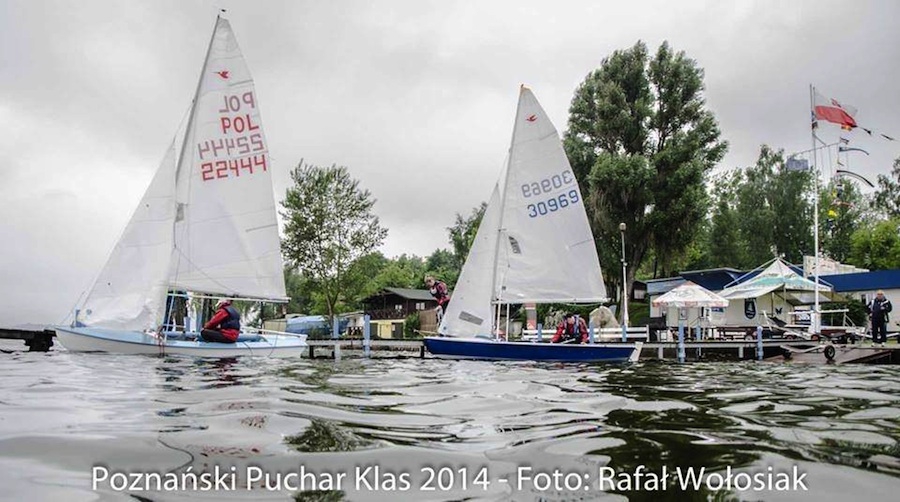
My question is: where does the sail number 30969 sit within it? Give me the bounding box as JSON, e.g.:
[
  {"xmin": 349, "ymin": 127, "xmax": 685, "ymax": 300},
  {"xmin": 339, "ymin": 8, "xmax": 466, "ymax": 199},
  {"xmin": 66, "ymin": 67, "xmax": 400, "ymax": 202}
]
[{"xmin": 521, "ymin": 170, "xmax": 580, "ymax": 218}]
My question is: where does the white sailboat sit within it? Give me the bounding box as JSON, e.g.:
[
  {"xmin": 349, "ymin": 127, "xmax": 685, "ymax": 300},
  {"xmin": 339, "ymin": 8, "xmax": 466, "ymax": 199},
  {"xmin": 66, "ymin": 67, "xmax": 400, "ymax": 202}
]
[
  {"xmin": 424, "ymin": 86, "xmax": 641, "ymax": 362},
  {"xmin": 55, "ymin": 16, "xmax": 306, "ymax": 357}
]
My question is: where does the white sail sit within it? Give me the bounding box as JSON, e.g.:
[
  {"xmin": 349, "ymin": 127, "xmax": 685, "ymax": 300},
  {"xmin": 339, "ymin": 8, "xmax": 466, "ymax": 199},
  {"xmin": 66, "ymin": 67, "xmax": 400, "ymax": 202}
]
[
  {"xmin": 81, "ymin": 144, "xmax": 178, "ymax": 330},
  {"xmin": 495, "ymin": 87, "xmax": 606, "ymax": 303},
  {"xmin": 168, "ymin": 17, "xmax": 286, "ymax": 300},
  {"xmin": 439, "ymin": 185, "xmax": 502, "ymax": 337}
]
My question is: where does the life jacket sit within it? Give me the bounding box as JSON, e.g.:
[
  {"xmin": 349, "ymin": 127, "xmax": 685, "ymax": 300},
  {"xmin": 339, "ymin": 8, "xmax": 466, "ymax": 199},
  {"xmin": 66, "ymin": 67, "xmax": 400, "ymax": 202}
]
[
  {"xmin": 430, "ymin": 281, "xmax": 449, "ymax": 305},
  {"xmin": 221, "ymin": 305, "xmax": 241, "ymax": 331},
  {"xmin": 559, "ymin": 317, "xmax": 583, "ymax": 342}
]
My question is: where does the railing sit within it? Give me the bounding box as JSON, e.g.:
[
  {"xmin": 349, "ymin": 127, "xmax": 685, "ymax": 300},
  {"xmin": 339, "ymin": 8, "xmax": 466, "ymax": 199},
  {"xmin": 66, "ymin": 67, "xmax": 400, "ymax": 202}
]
[{"xmin": 520, "ymin": 326, "xmax": 649, "ymax": 342}]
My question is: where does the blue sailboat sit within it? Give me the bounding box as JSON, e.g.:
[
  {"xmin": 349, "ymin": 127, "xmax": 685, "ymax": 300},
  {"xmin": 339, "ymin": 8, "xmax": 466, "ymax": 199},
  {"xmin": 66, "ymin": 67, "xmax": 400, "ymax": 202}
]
[{"xmin": 424, "ymin": 87, "xmax": 641, "ymax": 362}]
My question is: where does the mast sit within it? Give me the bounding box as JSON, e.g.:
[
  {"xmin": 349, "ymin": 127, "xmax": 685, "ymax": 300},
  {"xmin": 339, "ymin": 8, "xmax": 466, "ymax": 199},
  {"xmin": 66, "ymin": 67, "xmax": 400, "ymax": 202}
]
[
  {"xmin": 489, "ymin": 85, "xmax": 526, "ymax": 335},
  {"xmin": 175, "ymin": 14, "xmax": 221, "ymax": 182},
  {"xmin": 809, "ymin": 84, "xmax": 820, "ymax": 336}
]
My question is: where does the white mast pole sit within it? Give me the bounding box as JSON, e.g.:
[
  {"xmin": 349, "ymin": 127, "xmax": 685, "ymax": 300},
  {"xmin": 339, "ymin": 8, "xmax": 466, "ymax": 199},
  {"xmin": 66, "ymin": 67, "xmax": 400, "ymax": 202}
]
[
  {"xmin": 809, "ymin": 84, "xmax": 821, "ymax": 336},
  {"xmin": 489, "ymin": 86, "xmax": 525, "ymax": 337}
]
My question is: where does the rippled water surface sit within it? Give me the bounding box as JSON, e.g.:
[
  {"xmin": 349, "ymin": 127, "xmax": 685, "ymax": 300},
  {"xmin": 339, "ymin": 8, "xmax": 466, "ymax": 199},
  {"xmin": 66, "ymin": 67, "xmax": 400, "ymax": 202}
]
[{"xmin": 2, "ymin": 340, "xmax": 900, "ymax": 501}]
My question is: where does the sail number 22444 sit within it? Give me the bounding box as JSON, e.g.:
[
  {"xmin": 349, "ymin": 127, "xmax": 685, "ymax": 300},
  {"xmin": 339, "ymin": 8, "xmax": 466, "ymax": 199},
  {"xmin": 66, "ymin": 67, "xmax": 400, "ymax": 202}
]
[{"xmin": 521, "ymin": 169, "xmax": 580, "ymax": 218}]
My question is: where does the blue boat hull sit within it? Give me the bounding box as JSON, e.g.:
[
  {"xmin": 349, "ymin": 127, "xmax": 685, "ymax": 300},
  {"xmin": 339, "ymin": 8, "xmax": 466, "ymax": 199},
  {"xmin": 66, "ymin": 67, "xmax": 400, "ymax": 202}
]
[{"xmin": 423, "ymin": 337, "xmax": 641, "ymax": 362}]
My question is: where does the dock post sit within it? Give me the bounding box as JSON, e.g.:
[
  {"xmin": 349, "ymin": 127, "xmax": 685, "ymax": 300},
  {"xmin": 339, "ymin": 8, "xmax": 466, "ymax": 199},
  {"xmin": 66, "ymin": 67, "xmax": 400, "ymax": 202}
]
[
  {"xmin": 756, "ymin": 326, "xmax": 763, "ymax": 360},
  {"xmin": 332, "ymin": 317, "xmax": 339, "ymax": 339},
  {"xmin": 696, "ymin": 325, "xmax": 702, "ymax": 359},
  {"xmin": 677, "ymin": 321, "xmax": 686, "ymax": 363},
  {"xmin": 363, "ymin": 314, "xmax": 371, "ymax": 358},
  {"xmin": 588, "ymin": 320, "xmax": 595, "ymax": 344},
  {"xmin": 738, "ymin": 346, "xmax": 744, "ymax": 359},
  {"xmin": 334, "ymin": 342, "xmax": 341, "ymax": 361},
  {"xmin": 621, "ymin": 323, "xmax": 627, "ymax": 342},
  {"xmin": 657, "ymin": 346, "xmax": 664, "ymax": 359},
  {"xmin": 537, "ymin": 323, "xmax": 543, "ymax": 343}
]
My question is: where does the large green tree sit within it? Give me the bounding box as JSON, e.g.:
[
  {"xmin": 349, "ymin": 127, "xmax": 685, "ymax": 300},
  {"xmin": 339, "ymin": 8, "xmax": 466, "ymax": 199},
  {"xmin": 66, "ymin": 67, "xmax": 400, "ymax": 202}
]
[
  {"xmin": 872, "ymin": 157, "xmax": 900, "ymax": 219},
  {"xmin": 565, "ymin": 40, "xmax": 727, "ymax": 301},
  {"xmin": 848, "ymin": 218, "xmax": 900, "ymax": 270},
  {"xmin": 281, "ymin": 160, "xmax": 388, "ymax": 319}
]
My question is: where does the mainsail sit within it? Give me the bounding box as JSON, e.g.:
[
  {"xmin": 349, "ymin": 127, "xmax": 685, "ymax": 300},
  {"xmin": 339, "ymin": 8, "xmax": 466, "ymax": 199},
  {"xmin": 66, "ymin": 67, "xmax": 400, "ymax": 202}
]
[
  {"xmin": 439, "ymin": 87, "xmax": 607, "ymax": 336},
  {"xmin": 80, "ymin": 17, "xmax": 286, "ymax": 331},
  {"xmin": 168, "ymin": 17, "xmax": 286, "ymax": 300}
]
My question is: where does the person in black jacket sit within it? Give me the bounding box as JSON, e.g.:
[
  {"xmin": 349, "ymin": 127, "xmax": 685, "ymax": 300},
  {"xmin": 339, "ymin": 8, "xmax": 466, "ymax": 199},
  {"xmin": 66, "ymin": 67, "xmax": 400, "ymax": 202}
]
[{"xmin": 867, "ymin": 290, "xmax": 893, "ymax": 347}]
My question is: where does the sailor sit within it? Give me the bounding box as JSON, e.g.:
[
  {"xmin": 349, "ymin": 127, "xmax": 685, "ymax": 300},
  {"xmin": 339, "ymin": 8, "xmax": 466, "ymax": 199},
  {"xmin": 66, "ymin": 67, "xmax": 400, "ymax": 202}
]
[
  {"xmin": 424, "ymin": 275, "xmax": 451, "ymax": 322},
  {"xmin": 867, "ymin": 290, "xmax": 893, "ymax": 347},
  {"xmin": 201, "ymin": 299, "xmax": 240, "ymax": 343},
  {"xmin": 551, "ymin": 313, "xmax": 589, "ymax": 344}
]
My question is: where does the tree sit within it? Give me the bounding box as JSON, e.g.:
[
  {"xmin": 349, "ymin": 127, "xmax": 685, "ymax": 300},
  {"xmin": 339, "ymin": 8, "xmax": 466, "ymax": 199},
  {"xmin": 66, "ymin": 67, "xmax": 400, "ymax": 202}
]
[
  {"xmin": 820, "ymin": 179, "xmax": 868, "ymax": 263},
  {"xmin": 848, "ymin": 218, "xmax": 900, "ymax": 270},
  {"xmin": 448, "ymin": 202, "xmax": 487, "ymax": 270},
  {"xmin": 424, "ymin": 248, "xmax": 459, "ymax": 287},
  {"xmin": 707, "ymin": 171, "xmax": 747, "ymax": 268},
  {"xmin": 872, "ymin": 157, "xmax": 900, "ymax": 219},
  {"xmin": 565, "ymin": 40, "xmax": 727, "ymax": 303},
  {"xmin": 281, "ymin": 160, "xmax": 388, "ymax": 319}
]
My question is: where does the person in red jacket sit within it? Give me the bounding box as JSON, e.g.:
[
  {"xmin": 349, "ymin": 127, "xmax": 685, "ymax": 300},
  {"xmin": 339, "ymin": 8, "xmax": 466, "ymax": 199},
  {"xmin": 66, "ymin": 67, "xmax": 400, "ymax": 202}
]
[
  {"xmin": 425, "ymin": 275, "xmax": 451, "ymax": 322},
  {"xmin": 551, "ymin": 313, "xmax": 589, "ymax": 344},
  {"xmin": 202, "ymin": 299, "xmax": 240, "ymax": 343}
]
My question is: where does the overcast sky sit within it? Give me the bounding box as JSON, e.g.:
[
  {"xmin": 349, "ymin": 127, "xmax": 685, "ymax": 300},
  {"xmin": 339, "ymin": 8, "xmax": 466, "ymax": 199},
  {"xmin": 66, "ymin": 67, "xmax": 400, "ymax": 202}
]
[{"xmin": 2, "ymin": 0, "xmax": 899, "ymax": 327}]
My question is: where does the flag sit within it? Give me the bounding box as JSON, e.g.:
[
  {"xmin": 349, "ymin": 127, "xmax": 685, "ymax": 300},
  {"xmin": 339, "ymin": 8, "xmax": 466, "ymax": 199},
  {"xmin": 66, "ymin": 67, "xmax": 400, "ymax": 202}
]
[
  {"xmin": 861, "ymin": 127, "xmax": 873, "ymax": 135},
  {"xmin": 813, "ymin": 90, "xmax": 858, "ymax": 130},
  {"xmin": 838, "ymin": 146, "xmax": 870, "ymax": 155},
  {"xmin": 785, "ymin": 157, "xmax": 809, "ymax": 172},
  {"xmin": 881, "ymin": 133, "xmax": 895, "ymax": 141},
  {"xmin": 839, "ymin": 137, "xmax": 850, "ymax": 144}
]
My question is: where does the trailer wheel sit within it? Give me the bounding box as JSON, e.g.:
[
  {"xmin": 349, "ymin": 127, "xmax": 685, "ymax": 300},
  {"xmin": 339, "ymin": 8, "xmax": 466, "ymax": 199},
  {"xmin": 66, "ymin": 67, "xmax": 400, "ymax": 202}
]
[{"xmin": 824, "ymin": 345, "xmax": 836, "ymax": 361}]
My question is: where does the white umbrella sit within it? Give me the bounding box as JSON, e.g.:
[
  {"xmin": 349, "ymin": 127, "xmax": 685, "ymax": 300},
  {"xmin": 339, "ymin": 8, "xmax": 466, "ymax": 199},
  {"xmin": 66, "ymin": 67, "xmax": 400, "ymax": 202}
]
[{"xmin": 652, "ymin": 281, "xmax": 728, "ymax": 308}]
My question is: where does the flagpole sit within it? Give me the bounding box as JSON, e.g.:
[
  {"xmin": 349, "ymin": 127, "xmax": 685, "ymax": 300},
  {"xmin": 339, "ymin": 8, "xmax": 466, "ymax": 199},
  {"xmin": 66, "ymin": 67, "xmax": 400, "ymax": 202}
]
[{"xmin": 809, "ymin": 84, "xmax": 821, "ymax": 337}]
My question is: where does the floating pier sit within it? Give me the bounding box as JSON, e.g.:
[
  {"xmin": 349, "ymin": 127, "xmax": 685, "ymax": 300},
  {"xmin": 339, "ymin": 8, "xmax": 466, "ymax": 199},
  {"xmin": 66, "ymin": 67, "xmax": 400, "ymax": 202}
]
[{"xmin": 2, "ymin": 328, "xmax": 897, "ymax": 364}]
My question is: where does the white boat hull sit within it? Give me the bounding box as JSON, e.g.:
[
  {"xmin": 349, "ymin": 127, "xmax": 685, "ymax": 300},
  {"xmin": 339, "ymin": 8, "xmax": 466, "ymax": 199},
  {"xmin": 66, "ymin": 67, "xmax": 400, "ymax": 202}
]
[{"xmin": 55, "ymin": 327, "xmax": 306, "ymax": 358}]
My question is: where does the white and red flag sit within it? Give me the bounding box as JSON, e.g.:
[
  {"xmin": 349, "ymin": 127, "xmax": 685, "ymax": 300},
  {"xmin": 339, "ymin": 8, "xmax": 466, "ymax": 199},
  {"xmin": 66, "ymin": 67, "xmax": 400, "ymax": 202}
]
[{"xmin": 813, "ymin": 90, "xmax": 858, "ymax": 130}]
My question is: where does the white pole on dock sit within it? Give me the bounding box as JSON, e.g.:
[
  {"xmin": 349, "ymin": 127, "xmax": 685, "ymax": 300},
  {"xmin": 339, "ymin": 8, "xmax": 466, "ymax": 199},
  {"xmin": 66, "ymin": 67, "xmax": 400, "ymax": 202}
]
[
  {"xmin": 588, "ymin": 320, "xmax": 595, "ymax": 344},
  {"xmin": 756, "ymin": 325, "xmax": 764, "ymax": 360},
  {"xmin": 332, "ymin": 316, "xmax": 339, "ymax": 339},
  {"xmin": 809, "ymin": 84, "xmax": 822, "ymax": 338},
  {"xmin": 537, "ymin": 323, "xmax": 543, "ymax": 343},
  {"xmin": 363, "ymin": 314, "xmax": 371, "ymax": 358},
  {"xmin": 677, "ymin": 320, "xmax": 686, "ymax": 363}
]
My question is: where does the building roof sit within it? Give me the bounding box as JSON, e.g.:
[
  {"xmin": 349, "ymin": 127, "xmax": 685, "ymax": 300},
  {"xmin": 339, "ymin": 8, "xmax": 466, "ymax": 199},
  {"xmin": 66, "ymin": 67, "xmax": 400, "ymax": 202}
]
[
  {"xmin": 821, "ymin": 269, "xmax": 900, "ymax": 292},
  {"xmin": 681, "ymin": 268, "xmax": 746, "ymax": 291},
  {"xmin": 366, "ymin": 287, "xmax": 436, "ymax": 302},
  {"xmin": 645, "ymin": 277, "xmax": 687, "ymax": 296}
]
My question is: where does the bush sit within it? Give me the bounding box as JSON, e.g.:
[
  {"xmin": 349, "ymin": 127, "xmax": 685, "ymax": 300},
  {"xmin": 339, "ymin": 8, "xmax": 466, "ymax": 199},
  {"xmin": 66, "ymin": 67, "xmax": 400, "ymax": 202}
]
[{"xmin": 403, "ymin": 312, "xmax": 421, "ymax": 339}]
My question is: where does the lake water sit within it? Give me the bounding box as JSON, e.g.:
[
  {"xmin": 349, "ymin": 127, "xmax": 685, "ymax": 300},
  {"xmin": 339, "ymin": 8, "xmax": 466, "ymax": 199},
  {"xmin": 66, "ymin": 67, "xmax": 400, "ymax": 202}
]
[{"xmin": 1, "ymin": 340, "xmax": 899, "ymax": 501}]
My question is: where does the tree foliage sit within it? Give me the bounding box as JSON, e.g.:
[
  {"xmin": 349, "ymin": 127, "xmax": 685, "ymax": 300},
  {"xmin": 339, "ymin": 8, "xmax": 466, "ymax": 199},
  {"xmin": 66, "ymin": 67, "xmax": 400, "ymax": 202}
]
[
  {"xmin": 565, "ymin": 40, "xmax": 727, "ymax": 299},
  {"xmin": 448, "ymin": 202, "xmax": 487, "ymax": 271},
  {"xmin": 281, "ymin": 160, "xmax": 387, "ymax": 319},
  {"xmin": 820, "ymin": 179, "xmax": 869, "ymax": 263},
  {"xmin": 848, "ymin": 218, "xmax": 900, "ymax": 270},
  {"xmin": 872, "ymin": 157, "xmax": 900, "ymax": 219}
]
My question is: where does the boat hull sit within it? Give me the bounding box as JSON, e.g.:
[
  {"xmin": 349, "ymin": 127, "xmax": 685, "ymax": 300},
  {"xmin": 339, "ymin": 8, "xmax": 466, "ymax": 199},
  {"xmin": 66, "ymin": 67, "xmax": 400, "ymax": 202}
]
[
  {"xmin": 55, "ymin": 327, "xmax": 306, "ymax": 358},
  {"xmin": 423, "ymin": 337, "xmax": 641, "ymax": 362}
]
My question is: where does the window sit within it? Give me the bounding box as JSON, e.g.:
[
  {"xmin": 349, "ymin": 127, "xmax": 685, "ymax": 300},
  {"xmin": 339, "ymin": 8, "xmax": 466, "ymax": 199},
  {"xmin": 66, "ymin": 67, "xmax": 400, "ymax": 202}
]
[
  {"xmin": 394, "ymin": 304, "xmax": 403, "ymax": 311},
  {"xmin": 416, "ymin": 302, "xmax": 425, "ymax": 311}
]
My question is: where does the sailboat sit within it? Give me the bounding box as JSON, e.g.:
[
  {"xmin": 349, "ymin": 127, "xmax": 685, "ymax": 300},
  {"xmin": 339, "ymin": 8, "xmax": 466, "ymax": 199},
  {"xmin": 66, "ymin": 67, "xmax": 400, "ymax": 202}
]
[
  {"xmin": 423, "ymin": 86, "xmax": 642, "ymax": 362},
  {"xmin": 54, "ymin": 16, "xmax": 307, "ymax": 357}
]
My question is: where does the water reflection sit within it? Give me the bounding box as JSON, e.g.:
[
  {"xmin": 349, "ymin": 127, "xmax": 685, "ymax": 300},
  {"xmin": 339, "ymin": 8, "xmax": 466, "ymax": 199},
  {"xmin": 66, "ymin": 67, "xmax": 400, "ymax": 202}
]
[{"xmin": 0, "ymin": 345, "xmax": 899, "ymax": 500}]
